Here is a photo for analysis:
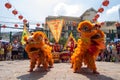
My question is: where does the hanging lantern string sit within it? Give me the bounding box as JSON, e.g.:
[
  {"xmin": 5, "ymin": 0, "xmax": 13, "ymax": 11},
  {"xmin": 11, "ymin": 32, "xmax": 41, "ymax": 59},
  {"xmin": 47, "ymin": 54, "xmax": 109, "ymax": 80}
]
[
  {"xmin": 4, "ymin": 0, "xmax": 43, "ymax": 27},
  {"xmin": 93, "ymin": 0, "xmax": 110, "ymax": 23},
  {"xmin": 6, "ymin": 0, "xmax": 22, "ymax": 15},
  {"xmin": 5, "ymin": 0, "xmax": 28, "ymax": 21},
  {"xmin": 4, "ymin": 0, "xmax": 29, "ymax": 27}
]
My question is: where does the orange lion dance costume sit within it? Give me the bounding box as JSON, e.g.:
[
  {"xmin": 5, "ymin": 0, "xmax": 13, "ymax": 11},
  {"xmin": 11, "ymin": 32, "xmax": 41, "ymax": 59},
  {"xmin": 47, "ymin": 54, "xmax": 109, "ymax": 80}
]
[
  {"xmin": 24, "ymin": 31, "xmax": 54, "ymax": 72},
  {"xmin": 71, "ymin": 20, "xmax": 105, "ymax": 74}
]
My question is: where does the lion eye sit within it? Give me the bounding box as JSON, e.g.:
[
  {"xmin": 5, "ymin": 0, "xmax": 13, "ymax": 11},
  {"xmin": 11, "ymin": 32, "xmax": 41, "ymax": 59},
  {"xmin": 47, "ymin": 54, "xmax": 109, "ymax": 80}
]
[{"xmin": 82, "ymin": 26, "xmax": 89, "ymax": 31}]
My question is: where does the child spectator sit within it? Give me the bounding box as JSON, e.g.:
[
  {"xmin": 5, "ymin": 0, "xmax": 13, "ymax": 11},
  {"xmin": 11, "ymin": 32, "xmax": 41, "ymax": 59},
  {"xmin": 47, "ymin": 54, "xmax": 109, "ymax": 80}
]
[
  {"xmin": 0, "ymin": 45, "xmax": 4, "ymax": 61},
  {"xmin": 6, "ymin": 43, "xmax": 12, "ymax": 60}
]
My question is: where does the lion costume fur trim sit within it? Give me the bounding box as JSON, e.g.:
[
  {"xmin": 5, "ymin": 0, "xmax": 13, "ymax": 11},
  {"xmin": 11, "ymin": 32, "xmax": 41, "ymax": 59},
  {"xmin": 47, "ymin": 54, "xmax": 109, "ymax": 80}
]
[
  {"xmin": 71, "ymin": 21, "xmax": 105, "ymax": 73},
  {"xmin": 25, "ymin": 31, "xmax": 54, "ymax": 72}
]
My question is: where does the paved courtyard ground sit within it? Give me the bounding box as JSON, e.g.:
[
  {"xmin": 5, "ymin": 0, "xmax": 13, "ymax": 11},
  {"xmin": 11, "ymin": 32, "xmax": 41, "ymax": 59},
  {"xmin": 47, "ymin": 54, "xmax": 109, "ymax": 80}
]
[{"xmin": 0, "ymin": 60, "xmax": 120, "ymax": 80}]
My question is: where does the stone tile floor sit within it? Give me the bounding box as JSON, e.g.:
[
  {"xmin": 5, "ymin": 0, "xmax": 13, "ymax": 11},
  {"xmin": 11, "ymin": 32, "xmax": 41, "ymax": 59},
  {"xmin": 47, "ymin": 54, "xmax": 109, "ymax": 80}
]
[{"xmin": 0, "ymin": 60, "xmax": 120, "ymax": 80}]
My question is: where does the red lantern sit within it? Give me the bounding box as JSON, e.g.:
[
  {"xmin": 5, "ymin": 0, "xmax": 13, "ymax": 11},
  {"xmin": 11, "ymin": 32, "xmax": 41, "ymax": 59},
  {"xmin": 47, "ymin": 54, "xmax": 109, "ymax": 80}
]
[
  {"xmin": 98, "ymin": 7, "xmax": 104, "ymax": 13},
  {"xmin": 100, "ymin": 22, "xmax": 105, "ymax": 25},
  {"xmin": 2, "ymin": 25, "xmax": 6, "ymax": 28},
  {"xmin": 95, "ymin": 14, "xmax": 100, "ymax": 19},
  {"xmin": 118, "ymin": 23, "xmax": 120, "ymax": 27},
  {"xmin": 12, "ymin": 10, "xmax": 18, "ymax": 15},
  {"xmin": 18, "ymin": 15, "xmax": 23, "ymax": 20},
  {"xmin": 115, "ymin": 22, "xmax": 118, "ymax": 27},
  {"xmin": 92, "ymin": 18, "xmax": 97, "ymax": 22},
  {"xmin": 23, "ymin": 19, "xmax": 27, "ymax": 23},
  {"xmin": 36, "ymin": 23, "xmax": 40, "ymax": 27},
  {"xmin": 115, "ymin": 22, "xmax": 120, "ymax": 27},
  {"xmin": 102, "ymin": 0, "xmax": 109, "ymax": 6},
  {"xmin": 5, "ymin": 2, "xmax": 12, "ymax": 9},
  {"xmin": 14, "ymin": 24, "xmax": 18, "ymax": 28}
]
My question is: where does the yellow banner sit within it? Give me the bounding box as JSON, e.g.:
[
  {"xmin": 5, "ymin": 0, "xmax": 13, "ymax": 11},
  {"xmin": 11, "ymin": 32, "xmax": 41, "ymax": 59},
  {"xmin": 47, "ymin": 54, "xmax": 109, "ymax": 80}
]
[
  {"xmin": 47, "ymin": 19, "xmax": 64, "ymax": 43},
  {"xmin": 21, "ymin": 24, "xmax": 30, "ymax": 45},
  {"xmin": 63, "ymin": 32, "xmax": 77, "ymax": 50}
]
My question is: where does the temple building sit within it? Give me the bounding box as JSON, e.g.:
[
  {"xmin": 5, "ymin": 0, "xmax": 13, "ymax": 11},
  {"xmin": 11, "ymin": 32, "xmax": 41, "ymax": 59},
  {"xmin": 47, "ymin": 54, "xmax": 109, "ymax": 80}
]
[{"xmin": 45, "ymin": 8, "xmax": 97, "ymax": 40}]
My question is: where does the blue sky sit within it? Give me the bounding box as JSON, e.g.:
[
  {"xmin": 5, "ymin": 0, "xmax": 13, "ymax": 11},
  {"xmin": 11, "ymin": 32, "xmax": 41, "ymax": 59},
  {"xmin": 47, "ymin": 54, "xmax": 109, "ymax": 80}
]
[{"xmin": 0, "ymin": 0, "xmax": 120, "ymax": 32}]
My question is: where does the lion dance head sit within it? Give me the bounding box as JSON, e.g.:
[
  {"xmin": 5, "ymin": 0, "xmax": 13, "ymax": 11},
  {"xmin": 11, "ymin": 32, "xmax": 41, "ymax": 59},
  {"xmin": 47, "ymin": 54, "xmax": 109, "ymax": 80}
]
[
  {"xmin": 24, "ymin": 31, "xmax": 54, "ymax": 72},
  {"xmin": 71, "ymin": 20, "xmax": 105, "ymax": 74}
]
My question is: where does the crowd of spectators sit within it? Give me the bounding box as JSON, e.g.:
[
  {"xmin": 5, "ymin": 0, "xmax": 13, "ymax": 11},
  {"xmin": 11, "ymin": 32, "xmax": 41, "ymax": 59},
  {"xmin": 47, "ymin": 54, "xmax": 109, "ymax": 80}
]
[
  {"xmin": 0, "ymin": 39, "xmax": 120, "ymax": 62},
  {"xmin": 0, "ymin": 40, "xmax": 28, "ymax": 61},
  {"xmin": 97, "ymin": 41, "xmax": 120, "ymax": 62}
]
